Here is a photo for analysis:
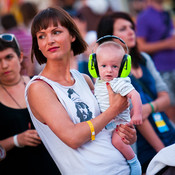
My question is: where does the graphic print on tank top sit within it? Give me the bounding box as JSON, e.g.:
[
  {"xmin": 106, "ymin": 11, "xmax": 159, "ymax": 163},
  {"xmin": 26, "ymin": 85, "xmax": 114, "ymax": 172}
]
[{"xmin": 67, "ymin": 88, "xmax": 92, "ymax": 122}]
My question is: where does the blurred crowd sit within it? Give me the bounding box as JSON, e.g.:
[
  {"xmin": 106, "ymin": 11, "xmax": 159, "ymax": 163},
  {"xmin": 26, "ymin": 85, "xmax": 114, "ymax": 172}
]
[
  {"xmin": 0, "ymin": 0, "xmax": 175, "ymax": 175},
  {"xmin": 0, "ymin": 0, "xmax": 174, "ymax": 76}
]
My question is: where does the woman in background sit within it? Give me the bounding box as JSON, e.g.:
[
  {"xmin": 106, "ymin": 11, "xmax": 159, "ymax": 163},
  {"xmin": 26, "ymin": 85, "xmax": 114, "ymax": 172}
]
[
  {"xmin": 97, "ymin": 12, "xmax": 175, "ymax": 174},
  {"xmin": 0, "ymin": 33, "xmax": 61, "ymax": 175}
]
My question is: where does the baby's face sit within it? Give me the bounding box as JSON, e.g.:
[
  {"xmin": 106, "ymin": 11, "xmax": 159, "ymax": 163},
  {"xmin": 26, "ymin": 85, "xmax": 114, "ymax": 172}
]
[{"xmin": 97, "ymin": 46, "xmax": 123, "ymax": 81}]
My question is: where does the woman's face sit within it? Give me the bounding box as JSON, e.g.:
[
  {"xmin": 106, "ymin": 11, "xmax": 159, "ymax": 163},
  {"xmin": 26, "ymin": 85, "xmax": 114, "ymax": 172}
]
[
  {"xmin": 113, "ymin": 18, "xmax": 136, "ymax": 49},
  {"xmin": 36, "ymin": 21, "xmax": 75, "ymax": 61},
  {"xmin": 0, "ymin": 48, "xmax": 22, "ymax": 83}
]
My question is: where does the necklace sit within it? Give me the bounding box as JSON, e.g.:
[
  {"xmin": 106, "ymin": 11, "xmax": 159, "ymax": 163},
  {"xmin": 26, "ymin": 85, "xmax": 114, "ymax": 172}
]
[
  {"xmin": 0, "ymin": 76, "xmax": 26, "ymax": 108},
  {"xmin": 0, "ymin": 76, "xmax": 22, "ymax": 86}
]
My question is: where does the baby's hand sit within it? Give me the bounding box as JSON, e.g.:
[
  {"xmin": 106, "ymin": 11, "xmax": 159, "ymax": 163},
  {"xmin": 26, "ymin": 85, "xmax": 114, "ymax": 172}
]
[{"xmin": 130, "ymin": 115, "xmax": 142, "ymax": 125}]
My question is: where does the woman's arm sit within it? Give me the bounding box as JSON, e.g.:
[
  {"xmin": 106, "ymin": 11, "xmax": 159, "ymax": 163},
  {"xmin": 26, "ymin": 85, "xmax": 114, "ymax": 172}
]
[
  {"xmin": 0, "ymin": 123, "xmax": 41, "ymax": 151},
  {"xmin": 0, "ymin": 137, "xmax": 16, "ymax": 151},
  {"xmin": 27, "ymin": 80, "xmax": 130, "ymax": 149},
  {"xmin": 151, "ymin": 91, "xmax": 170, "ymax": 112},
  {"xmin": 137, "ymin": 119, "xmax": 165, "ymax": 152},
  {"xmin": 137, "ymin": 36, "xmax": 175, "ymax": 54},
  {"xmin": 137, "ymin": 76, "xmax": 170, "ymax": 150},
  {"xmin": 0, "ymin": 132, "xmax": 41, "ymax": 152},
  {"xmin": 141, "ymin": 53, "xmax": 170, "ymax": 120},
  {"xmin": 142, "ymin": 91, "xmax": 170, "ymax": 121}
]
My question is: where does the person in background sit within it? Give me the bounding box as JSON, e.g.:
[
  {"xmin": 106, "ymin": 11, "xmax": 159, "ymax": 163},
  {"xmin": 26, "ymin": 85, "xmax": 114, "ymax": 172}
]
[
  {"xmin": 136, "ymin": 0, "xmax": 175, "ymax": 125},
  {"xmin": 19, "ymin": 2, "xmax": 38, "ymax": 33},
  {"xmin": 25, "ymin": 6, "xmax": 137, "ymax": 175},
  {"xmin": 93, "ymin": 41, "xmax": 142, "ymax": 175},
  {"xmin": 97, "ymin": 11, "xmax": 175, "ymax": 174},
  {"xmin": 50, "ymin": 0, "xmax": 78, "ymax": 16},
  {"xmin": 19, "ymin": 1, "xmax": 45, "ymax": 75},
  {"xmin": 77, "ymin": 0, "xmax": 112, "ymax": 31},
  {"xmin": 0, "ymin": 33, "xmax": 61, "ymax": 175},
  {"xmin": 1, "ymin": 13, "xmax": 34, "ymax": 76},
  {"xmin": 71, "ymin": 11, "xmax": 96, "ymax": 77}
]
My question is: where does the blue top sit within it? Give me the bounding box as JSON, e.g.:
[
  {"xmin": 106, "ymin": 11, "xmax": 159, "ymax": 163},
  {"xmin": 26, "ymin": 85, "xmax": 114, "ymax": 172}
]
[
  {"xmin": 129, "ymin": 52, "xmax": 175, "ymax": 165},
  {"xmin": 136, "ymin": 7, "xmax": 175, "ymax": 72}
]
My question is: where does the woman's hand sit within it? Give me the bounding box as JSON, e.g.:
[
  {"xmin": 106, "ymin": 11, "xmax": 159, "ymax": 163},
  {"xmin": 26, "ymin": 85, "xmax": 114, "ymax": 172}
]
[
  {"xmin": 116, "ymin": 123, "xmax": 137, "ymax": 145},
  {"xmin": 17, "ymin": 130, "xmax": 41, "ymax": 147},
  {"xmin": 107, "ymin": 83, "xmax": 129, "ymax": 116},
  {"xmin": 17, "ymin": 122, "xmax": 41, "ymax": 147}
]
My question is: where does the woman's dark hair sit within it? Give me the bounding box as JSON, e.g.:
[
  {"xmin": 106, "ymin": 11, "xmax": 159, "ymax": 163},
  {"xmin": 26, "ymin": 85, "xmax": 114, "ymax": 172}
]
[
  {"xmin": 31, "ymin": 6, "xmax": 87, "ymax": 64},
  {"xmin": 97, "ymin": 12, "xmax": 145, "ymax": 68},
  {"xmin": 0, "ymin": 36, "xmax": 20, "ymax": 57}
]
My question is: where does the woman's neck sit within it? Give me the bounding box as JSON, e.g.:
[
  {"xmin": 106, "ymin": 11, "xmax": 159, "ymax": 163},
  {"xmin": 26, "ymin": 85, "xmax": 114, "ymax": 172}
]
[
  {"xmin": 41, "ymin": 63, "xmax": 75, "ymax": 86},
  {"xmin": 0, "ymin": 75, "xmax": 22, "ymax": 87}
]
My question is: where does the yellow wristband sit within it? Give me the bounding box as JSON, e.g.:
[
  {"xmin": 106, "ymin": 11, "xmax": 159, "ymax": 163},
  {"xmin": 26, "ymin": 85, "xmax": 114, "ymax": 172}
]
[{"xmin": 86, "ymin": 120, "xmax": 95, "ymax": 141}]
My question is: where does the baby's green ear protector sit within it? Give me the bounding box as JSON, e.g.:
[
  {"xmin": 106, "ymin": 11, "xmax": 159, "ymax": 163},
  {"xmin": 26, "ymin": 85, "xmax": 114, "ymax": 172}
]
[{"xmin": 88, "ymin": 35, "xmax": 132, "ymax": 78}]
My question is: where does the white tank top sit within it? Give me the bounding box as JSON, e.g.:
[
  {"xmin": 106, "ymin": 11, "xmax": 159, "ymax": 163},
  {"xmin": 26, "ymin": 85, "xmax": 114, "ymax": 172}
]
[{"xmin": 25, "ymin": 69, "xmax": 130, "ymax": 175}]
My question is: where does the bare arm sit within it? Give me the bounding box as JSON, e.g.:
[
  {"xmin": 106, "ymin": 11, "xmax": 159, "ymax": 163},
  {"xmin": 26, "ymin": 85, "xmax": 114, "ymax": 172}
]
[
  {"xmin": 0, "ymin": 130, "xmax": 41, "ymax": 151},
  {"xmin": 137, "ymin": 37, "xmax": 175, "ymax": 54},
  {"xmin": 27, "ymin": 81, "xmax": 129, "ymax": 149},
  {"xmin": 142, "ymin": 91, "xmax": 170, "ymax": 121},
  {"xmin": 0, "ymin": 137, "xmax": 15, "ymax": 151},
  {"xmin": 137, "ymin": 119, "xmax": 165, "ymax": 152},
  {"xmin": 0, "ymin": 122, "xmax": 41, "ymax": 151},
  {"xmin": 136, "ymin": 91, "xmax": 169, "ymax": 152}
]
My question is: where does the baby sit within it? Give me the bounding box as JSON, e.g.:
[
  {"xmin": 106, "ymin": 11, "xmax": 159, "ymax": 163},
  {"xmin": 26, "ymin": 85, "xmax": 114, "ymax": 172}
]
[{"xmin": 94, "ymin": 41, "xmax": 142, "ymax": 175}]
